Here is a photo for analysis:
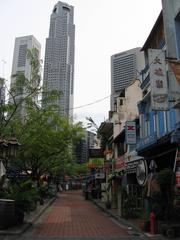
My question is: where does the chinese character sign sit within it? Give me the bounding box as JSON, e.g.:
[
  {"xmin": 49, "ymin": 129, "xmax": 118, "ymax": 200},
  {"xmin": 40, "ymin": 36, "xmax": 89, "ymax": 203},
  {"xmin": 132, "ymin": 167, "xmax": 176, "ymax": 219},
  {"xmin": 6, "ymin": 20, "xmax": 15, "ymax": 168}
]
[
  {"xmin": 125, "ymin": 121, "xmax": 136, "ymax": 144},
  {"xmin": 148, "ymin": 49, "xmax": 168, "ymax": 111}
]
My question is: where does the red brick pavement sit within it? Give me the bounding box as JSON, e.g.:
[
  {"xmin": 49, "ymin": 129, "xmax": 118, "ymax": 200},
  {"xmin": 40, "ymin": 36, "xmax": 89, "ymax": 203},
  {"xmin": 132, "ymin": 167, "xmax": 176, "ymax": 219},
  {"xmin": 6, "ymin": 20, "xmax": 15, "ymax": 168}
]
[{"xmin": 34, "ymin": 191, "xmax": 129, "ymax": 238}]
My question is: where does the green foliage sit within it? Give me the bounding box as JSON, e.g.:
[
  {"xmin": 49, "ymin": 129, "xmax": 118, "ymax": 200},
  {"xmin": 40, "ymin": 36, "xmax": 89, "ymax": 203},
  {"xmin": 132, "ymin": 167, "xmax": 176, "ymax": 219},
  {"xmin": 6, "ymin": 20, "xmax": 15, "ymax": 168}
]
[
  {"xmin": 122, "ymin": 188, "xmax": 138, "ymax": 218},
  {"xmin": 138, "ymin": 210, "xmax": 149, "ymax": 220},
  {"xmin": 8, "ymin": 179, "xmax": 39, "ymax": 213},
  {"xmin": 151, "ymin": 169, "xmax": 175, "ymax": 221},
  {"xmin": 0, "ymin": 47, "xmax": 42, "ymax": 135},
  {"xmin": 64, "ymin": 162, "xmax": 88, "ymax": 176},
  {"xmin": 13, "ymin": 107, "xmax": 84, "ymax": 182},
  {"xmin": 0, "ymin": 48, "xmax": 85, "ymax": 204}
]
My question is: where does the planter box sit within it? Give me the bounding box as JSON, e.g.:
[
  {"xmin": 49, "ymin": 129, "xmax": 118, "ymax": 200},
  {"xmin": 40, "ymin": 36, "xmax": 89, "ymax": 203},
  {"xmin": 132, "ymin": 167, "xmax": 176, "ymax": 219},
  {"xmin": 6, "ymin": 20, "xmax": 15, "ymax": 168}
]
[{"xmin": 0, "ymin": 199, "xmax": 15, "ymax": 229}]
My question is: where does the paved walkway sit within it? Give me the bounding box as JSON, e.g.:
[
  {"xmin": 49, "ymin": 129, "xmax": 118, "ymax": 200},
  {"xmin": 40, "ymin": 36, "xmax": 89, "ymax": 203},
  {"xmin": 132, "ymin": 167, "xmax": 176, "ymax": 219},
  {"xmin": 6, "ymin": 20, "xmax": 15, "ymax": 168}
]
[
  {"xmin": 33, "ymin": 191, "xmax": 129, "ymax": 238},
  {"xmin": 1, "ymin": 190, "xmax": 168, "ymax": 240}
]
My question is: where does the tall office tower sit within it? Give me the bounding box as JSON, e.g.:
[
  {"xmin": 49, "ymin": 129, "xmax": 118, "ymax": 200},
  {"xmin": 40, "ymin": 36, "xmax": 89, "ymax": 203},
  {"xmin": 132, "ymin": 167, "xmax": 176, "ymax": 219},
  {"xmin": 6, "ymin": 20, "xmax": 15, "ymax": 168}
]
[
  {"xmin": 10, "ymin": 35, "xmax": 41, "ymax": 117},
  {"xmin": 74, "ymin": 131, "xmax": 96, "ymax": 163},
  {"xmin": 43, "ymin": 1, "xmax": 75, "ymax": 119},
  {"xmin": 111, "ymin": 47, "xmax": 144, "ymax": 111},
  {"xmin": 0, "ymin": 78, "xmax": 5, "ymax": 104}
]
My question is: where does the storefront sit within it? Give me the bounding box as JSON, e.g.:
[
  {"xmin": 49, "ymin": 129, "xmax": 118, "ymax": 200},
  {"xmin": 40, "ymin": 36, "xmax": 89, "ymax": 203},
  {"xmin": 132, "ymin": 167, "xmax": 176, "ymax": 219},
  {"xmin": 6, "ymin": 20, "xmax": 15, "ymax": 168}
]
[
  {"xmin": 123, "ymin": 151, "xmax": 147, "ymax": 216},
  {"xmin": 110, "ymin": 156, "xmax": 125, "ymax": 216}
]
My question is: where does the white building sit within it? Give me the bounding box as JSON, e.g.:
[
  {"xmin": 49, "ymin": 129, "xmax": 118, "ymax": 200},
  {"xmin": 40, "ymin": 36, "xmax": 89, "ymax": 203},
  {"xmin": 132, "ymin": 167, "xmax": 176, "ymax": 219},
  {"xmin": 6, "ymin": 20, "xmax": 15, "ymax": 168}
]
[
  {"xmin": 43, "ymin": 1, "xmax": 75, "ymax": 119},
  {"xmin": 10, "ymin": 35, "xmax": 41, "ymax": 117},
  {"xmin": 113, "ymin": 79, "xmax": 142, "ymax": 139},
  {"xmin": 111, "ymin": 47, "xmax": 144, "ymax": 111}
]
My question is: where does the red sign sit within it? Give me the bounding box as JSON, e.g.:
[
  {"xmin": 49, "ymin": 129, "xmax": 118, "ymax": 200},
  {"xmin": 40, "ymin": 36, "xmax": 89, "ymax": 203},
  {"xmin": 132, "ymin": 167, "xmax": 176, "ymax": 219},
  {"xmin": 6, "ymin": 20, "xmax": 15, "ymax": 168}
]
[{"xmin": 127, "ymin": 126, "xmax": 135, "ymax": 131}]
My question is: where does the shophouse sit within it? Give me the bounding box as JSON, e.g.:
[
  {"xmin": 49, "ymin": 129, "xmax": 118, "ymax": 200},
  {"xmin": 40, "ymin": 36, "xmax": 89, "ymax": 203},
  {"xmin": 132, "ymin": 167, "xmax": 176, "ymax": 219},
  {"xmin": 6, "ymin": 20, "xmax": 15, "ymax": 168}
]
[
  {"xmin": 97, "ymin": 119, "xmax": 113, "ymax": 204},
  {"xmin": 112, "ymin": 79, "xmax": 144, "ymax": 216},
  {"xmin": 137, "ymin": 3, "xmax": 180, "ymax": 217},
  {"xmin": 98, "ymin": 79, "xmax": 144, "ymax": 215}
]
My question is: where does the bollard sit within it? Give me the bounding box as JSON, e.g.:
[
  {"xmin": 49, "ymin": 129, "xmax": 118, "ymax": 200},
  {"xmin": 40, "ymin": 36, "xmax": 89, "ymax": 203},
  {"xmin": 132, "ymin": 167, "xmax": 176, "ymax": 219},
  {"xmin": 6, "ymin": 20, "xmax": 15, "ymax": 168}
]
[{"xmin": 150, "ymin": 212, "xmax": 156, "ymax": 235}]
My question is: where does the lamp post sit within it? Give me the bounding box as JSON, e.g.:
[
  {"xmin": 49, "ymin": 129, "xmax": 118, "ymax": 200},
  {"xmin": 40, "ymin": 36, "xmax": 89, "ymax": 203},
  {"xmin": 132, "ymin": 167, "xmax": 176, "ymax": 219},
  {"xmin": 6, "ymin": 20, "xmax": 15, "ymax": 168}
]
[
  {"xmin": 0, "ymin": 137, "xmax": 7, "ymax": 178},
  {"xmin": 7, "ymin": 136, "xmax": 20, "ymax": 166},
  {"xmin": 0, "ymin": 137, "xmax": 8, "ymax": 168},
  {"xmin": 0, "ymin": 136, "xmax": 20, "ymax": 169}
]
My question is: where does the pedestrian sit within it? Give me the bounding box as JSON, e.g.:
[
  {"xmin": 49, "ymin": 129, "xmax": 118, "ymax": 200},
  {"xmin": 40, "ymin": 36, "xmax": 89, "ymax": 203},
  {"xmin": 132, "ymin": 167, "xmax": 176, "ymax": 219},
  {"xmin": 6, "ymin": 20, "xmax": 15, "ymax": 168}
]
[{"xmin": 59, "ymin": 184, "xmax": 63, "ymax": 192}]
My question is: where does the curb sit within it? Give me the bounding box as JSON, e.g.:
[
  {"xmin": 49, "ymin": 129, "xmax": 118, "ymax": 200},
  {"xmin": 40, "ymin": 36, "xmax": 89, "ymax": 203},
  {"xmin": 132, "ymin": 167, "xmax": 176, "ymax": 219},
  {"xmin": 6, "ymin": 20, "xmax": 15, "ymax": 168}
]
[
  {"xmin": 92, "ymin": 199, "xmax": 146, "ymax": 235},
  {"xmin": 0, "ymin": 197, "xmax": 56, "ymax": 235}
]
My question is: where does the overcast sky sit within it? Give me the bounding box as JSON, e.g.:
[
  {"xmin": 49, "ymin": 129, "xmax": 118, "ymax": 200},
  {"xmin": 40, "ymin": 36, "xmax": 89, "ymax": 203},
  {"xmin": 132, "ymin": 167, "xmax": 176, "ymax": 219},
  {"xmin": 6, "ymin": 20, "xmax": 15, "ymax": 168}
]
[{"xmin": 0, "ymin": 0, "xmax": 162, "ymax": 127}]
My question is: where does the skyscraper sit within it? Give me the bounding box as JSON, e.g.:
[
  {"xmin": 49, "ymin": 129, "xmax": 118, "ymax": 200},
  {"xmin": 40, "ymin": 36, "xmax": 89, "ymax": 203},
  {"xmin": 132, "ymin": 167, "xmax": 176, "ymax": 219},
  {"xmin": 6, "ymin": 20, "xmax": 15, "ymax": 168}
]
[
  {"xmin": 111, "ymin": 47, "xmax": 144, "ymax": 111},
  {"xmin": 0, "ymin": 78, "xmax": 5, "ymax": 105},
  {"xmin": 43, "ymin": 1, "xmax": 75, "ymax": 119},
  {"xmin": 10, "ymin": 35, "xmax": 41, "ymax": 116}
]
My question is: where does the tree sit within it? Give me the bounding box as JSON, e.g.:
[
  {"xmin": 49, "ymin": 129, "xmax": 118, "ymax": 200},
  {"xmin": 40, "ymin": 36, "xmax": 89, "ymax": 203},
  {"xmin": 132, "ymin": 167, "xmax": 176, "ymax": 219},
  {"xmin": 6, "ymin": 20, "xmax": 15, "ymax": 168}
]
[
  {"xmin": 0, "ymin": 48, "xmax": 42, "ymax": 136},
  {"xmin": 64, "ymin": 162, "xmax": 89, "ymax": 177},
  {"xmin": 1, "ymin": 48, "xmax": 84, "ymax": 184},
  {"xmin": 13, "ymin": 105, "xmax": 84, "ymax": 185}
]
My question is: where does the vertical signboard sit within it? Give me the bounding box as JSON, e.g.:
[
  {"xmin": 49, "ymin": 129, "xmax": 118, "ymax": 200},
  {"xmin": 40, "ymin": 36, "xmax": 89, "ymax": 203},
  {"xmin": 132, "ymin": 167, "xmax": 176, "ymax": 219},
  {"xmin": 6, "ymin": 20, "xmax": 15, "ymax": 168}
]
[
  {"xmin": 148, "ymin": 49, "xmax": 169, "ymax": 111},
  {"xmin": 125, "ymin": 121, "xmax": 136, "ymax": 144}
]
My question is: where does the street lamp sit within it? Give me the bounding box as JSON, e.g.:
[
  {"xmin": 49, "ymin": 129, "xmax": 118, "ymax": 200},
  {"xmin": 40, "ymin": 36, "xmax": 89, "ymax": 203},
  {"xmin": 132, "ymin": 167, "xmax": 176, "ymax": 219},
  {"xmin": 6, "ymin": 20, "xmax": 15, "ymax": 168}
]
[
  {"xmin": 0, "ymin": 137, "xmax": 8, "ymax": 168},
  {"xmin": 0, "ymin": 136, "xmax": 20, "ymax": 168},
  {"xmin": 7, "ymin": 136, "xmax": 20, "ymax": 161}
]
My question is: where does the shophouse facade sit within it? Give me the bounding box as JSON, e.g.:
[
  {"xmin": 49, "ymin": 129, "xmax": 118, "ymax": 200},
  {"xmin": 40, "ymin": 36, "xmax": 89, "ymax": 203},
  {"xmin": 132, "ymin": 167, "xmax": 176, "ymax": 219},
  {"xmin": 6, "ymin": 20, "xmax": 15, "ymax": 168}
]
[
  {"xmin": 97, "ymin": 1, "xmax": 180, "ymax": 224},
  {"xmin": 111, "ymin": 79, "xmax": 144, "ymax": 216},
  {"xmin": 137, "ymin": 3, "xmax": 180, "ymax": 218},
  {"xmin": 98, "ymin": 79, "xmax": 144, "ymax": 215}
]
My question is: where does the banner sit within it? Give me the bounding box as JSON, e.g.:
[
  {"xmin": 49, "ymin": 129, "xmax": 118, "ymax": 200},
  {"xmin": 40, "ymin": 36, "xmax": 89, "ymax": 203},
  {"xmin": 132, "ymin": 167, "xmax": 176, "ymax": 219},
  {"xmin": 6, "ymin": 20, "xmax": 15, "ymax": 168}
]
[
  {"xmin": 87, "ymin": 158, "xmax": 104, "ymax": 168},
  {"xmin": 148, "ymin": 49, "xmax": 168, "ymax": 110}
]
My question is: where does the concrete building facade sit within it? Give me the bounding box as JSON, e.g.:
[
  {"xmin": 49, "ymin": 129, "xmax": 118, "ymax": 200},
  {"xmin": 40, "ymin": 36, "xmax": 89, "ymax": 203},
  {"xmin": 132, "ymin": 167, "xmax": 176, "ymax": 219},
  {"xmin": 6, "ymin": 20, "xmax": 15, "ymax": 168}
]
[{"xmin": 43, "ymin": 1, "xmax": 75, "ymax": 119}]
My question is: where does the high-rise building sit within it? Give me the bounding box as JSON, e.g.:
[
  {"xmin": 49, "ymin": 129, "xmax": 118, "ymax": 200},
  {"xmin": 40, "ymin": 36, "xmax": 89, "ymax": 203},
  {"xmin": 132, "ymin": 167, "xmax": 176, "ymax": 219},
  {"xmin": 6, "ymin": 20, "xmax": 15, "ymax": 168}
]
[
  {"xmin": 111, "ymin": 47, "xmax": 144, "ymax": 111},
  {"xmin": 43, "ymin": 1, "xmax": 75, "ymax": 119},
  {"xmin": 0, "ymin": 78, "xmax": 5, "ymax": 105},
  {"xmin": 74, "ymin": 130, "xmax": 96, "ymax": 163},
  {"xmin": 10, "ymin": 35, "xmax": 41, "ymax": 116}
]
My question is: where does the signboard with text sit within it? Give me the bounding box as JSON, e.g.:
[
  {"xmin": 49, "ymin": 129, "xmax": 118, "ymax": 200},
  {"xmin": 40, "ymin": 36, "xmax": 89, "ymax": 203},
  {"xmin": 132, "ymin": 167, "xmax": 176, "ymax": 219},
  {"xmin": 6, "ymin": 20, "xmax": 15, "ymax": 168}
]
[
  {"xmin": 148, "ymin": 49, "xmax": 168, "ymax": 110},
  {"xmin": 89, "ymin": 148, "xmax": 103, "ymax": 158},
  {"xmin": 125, "ymin": 121, "xmax": 136, "ymax": 144}
]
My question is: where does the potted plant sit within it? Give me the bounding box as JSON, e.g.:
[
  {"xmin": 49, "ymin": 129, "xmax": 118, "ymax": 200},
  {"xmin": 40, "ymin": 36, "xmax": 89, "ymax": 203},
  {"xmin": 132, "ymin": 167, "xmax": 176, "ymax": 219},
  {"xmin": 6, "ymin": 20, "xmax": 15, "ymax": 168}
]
[
  {"xmin": 138, "ymin": 211, "xmax": 150, "ymax": 232},
  {"xmin": 10, "ymin": 179, "xmax": 39, "ymax": 225}
]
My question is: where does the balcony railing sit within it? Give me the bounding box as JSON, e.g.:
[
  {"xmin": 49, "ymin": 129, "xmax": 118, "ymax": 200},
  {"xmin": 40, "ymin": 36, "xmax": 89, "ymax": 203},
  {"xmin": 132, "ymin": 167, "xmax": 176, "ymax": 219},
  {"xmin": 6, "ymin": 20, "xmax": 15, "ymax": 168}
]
[{"xmin": 136, "ymin": 132, "xmax": 157, "ymax": 152}]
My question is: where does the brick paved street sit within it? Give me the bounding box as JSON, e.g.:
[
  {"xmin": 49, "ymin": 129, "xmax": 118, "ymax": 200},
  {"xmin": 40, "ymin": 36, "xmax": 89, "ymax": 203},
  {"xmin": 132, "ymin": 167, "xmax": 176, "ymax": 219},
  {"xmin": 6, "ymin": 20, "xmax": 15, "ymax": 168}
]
[
  {"xmin": 34, "ymin": 190, "xmax": 129, "ymax": 238},
  {"xmin": 1, "ymin": 190, "xmax": 167, "ymax": 240}
]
